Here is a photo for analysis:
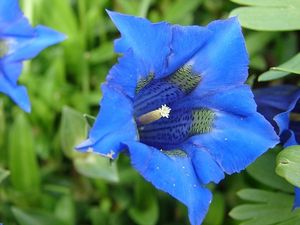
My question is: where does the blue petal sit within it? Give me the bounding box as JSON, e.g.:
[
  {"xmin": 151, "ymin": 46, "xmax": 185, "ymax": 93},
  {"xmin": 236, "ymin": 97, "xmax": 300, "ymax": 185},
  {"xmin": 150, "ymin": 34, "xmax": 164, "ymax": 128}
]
[
  {"xmin": 0, "ymin": 72, "xmax": 30, "ymax": 112},
  {"xmin": 254, "ymin": 85, "xmax": 300, "ymax": 135},
  {"xmin": 173, "ymin": 85, "xmax": 257, "ymax": 116},
  {"xmin": 183, "ymin": 144, "xmax": 224, "ymax": 184},
  {"xmin": 294, "ymin": 187, "xmax": 300, "ymax": 209},
  {"xmin": 3, "ymin": 25, "xmax": 66, "ymax": 62},
  {"xmin": 107, "ymin": 11, "xmax": 212, "ymax": 78},
  {"xmin": 125, "ymin": 141, "xmax": 212, "ymax": 225},
  {"xmin": 176, "ymin": 85, "xmax": 279, "ymax": 174},
  {"xmin": 106, "ymin": 50, "xmax": 147, "ymax": 98},
  {"xmin": 187, "ymin": 111, "xmax": 278, "ymax": 174},
  {"xmin": 186, "ymin": 17, "xmax": 249, "ymax": 94},
  {"xmin": 0, "ymin": 61, "xmax": 22, "ymax": 85},
  {"xmin": 0, "ymin": 0, "xmax": 33, "ymax": 36},
  {"xmin": 76, "ymin": 84, "xmax": 137, "ymax": 159},
  {"xmin": 0, "ymin": 24, "xmax": 65, "ymax": 111},
  {"xmin": 166, "ymin": 25, "xmax": 211, "ymax": 75},
  {"xmin": 106, "ymin": 10, "xmax": 172, "ymax": 77}
]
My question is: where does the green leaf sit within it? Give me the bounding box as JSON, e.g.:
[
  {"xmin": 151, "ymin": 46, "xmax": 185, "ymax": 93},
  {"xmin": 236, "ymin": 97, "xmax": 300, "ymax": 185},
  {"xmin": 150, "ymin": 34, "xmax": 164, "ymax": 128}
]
[
  {"xmin": 74, "ymin": 153, "xmax": 119, "ymax": 182},
  {"xmin": 138, "ymin": 0, "xmax": 152, "ymax": 17},
  {"xmin": 0, "ymin": 167, "xmax": 10, "ymax": 184},
  {"xmin": 276, "ymin": 145, "xmax": 300, "ymax": 187},
  {"xmin": 128, "ymin": 179, "xmax": 159, "ymax": 225},
  {"xmin": 230, "ymin": 0, "xmax": 300, "ymax": 31},
  {"xmin": 246, "ymin": 151, "xmax": 293, "ymax": 192},
  {"xmin": 231, "ymin": 0, "xmax": 300, "ymax": 6},
  {"xmin": 54, "ymin": 195, "xmax": 76, "ymax": 225},
  {"xmin": 238, "ymin": 189, "xmax": 293, "ymax": 206},
  {"xmin": 230, "ymin": 188, "xmax": 300, "ymax": 225},
  {"xmin": 163, "ymin": 0, "xmax": 203, "ymax": 24},
  {"xmin": 0, "ymin": 100, "xmax": 5, "ymax": 149},
  {"xmin": 12, "ymin": 207, "xmax": 65, "ymax": 225},
  {"xmin": 88, "ymin": 42, "xmax": 114, "ymax": 65},
  {"xmin": 203, "ymin": 192, "xmax": 225, "ymax": 225},
  {"xmin": 83, "ymin": 113, "xmax": 96, "ymax": 127},
  {"xmin": 246, "ymin": 32, "xmax": 276, "ymax": 57},
  {"xmin": 60, "ymin": 106, "xmax": 88, "ymax": 158},
  {"xmin": 8, "ymin": 113, "xmax": 40, "ymax": 192},
  {"xmin": 258, "ymin": 53, "xmax": 300, "ymax": 81}
]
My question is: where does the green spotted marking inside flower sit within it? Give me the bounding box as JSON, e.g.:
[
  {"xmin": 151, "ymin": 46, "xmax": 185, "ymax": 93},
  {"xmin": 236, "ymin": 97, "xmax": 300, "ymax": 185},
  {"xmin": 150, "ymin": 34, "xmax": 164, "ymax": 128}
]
[
  {"xmin": 190, "ymin": 108, "xmax": 215, "ymax": 135},
  {"xmin": 136, "ymin": 72, "xmax": 154, "ymax": 93},
  {"xmin": 162, "ymin": 149, "xmax": 187, "ymax": 157},
  {"xmin": 167, "ymin": 65, "xmax": 201, "ymax": 94},
  {"xmin": 0, "ymin": 39, "xmax": 9, "ymax": 58},
  {"xmin": 290, "ymin": 112, "xmax": 300, "ymax": 122}
]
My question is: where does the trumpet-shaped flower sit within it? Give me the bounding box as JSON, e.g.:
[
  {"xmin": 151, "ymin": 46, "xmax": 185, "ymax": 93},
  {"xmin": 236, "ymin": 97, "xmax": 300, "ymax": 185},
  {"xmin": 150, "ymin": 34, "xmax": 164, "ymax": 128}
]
[
  {"xmin": 78, "ymin": 11, "xmax": 278, "ymax": 225},
  {"xmin": 0, "ymin": 0, "xmax": 65, "ymax": 112},
  {"xmin": 254, "ymin": 85, "xmax": 300, "ymax": 208}
]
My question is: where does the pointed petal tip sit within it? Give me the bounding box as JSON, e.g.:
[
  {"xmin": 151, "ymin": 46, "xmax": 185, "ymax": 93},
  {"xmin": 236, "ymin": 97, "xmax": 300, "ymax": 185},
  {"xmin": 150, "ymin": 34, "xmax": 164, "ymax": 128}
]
[
  {"xmin": 208, "ymin": 15, "xmax": 241, "ymax": 29},
  {"xmin": 105, "ymin": 9, "xmax": 125, "ymax": 22},
  {"xmin": 15, "ymin": 97, "xmax": 31, "ymax": 113},
  {"xmin": 75, "ymin": 138, "xmax": 94, "ymax": 151},
  {"xmin": 22, "ymin": 103, "xmax": 31, "ymax": 113},
  {"xmin": 10, "ymin": 86, "xmax": 31, "ymax": 113},
  {"xmin": 35, "ymin": 25, "xmax": 67, "ymax": 44}
]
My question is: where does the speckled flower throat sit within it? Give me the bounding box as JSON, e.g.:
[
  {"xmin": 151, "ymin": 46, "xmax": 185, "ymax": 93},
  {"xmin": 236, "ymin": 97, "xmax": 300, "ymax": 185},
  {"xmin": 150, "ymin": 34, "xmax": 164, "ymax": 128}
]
[{"xmin": 133, "ymin": 65, "xmax": 215, "ymax": 150}]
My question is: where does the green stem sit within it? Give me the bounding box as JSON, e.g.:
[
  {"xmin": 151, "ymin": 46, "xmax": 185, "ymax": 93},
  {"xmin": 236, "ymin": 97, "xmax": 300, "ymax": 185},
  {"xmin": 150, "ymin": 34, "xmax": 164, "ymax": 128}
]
[{"xmin": 139, "ymin": 0, "xmax": 152, "ymax": 18}]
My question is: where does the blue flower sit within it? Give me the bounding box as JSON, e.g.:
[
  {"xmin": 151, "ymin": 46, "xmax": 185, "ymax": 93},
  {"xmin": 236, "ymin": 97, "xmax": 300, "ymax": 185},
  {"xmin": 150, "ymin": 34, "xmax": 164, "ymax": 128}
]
[
  {"xmin": 0, "ymin": 0, "xmax": 66, "ymax": 112},
  {"xmin": 254, "ymin": 85, "xmax": 300, "ymax": 208},
  {"xmin": 77, "ymin": 11, "xmax": 278, "ymax": 225}
]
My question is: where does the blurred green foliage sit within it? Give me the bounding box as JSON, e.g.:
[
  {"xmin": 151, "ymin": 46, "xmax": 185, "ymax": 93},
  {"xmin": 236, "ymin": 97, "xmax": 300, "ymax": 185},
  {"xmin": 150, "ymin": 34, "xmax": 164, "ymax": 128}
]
[{"xmin": 0, "ymin": 0, "xmax": 300, "ymax": 225}]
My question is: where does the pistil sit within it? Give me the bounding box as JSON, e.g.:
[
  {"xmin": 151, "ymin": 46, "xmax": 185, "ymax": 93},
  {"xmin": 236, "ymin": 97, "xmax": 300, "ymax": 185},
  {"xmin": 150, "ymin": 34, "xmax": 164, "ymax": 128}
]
[{"xmin": 137, "ymin": 104, "xmax": 171, "ymax": 125}]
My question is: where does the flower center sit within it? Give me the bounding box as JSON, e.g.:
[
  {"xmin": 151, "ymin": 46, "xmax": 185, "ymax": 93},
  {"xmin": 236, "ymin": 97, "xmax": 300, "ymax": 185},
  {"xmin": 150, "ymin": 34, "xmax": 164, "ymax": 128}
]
[
  {"xmin": 133, "ymin": 65, "xmax": 215, "ymax": 150},
  {"xmin": 0, "ymin": 39, "xmax": 8, "ymax": 58}
]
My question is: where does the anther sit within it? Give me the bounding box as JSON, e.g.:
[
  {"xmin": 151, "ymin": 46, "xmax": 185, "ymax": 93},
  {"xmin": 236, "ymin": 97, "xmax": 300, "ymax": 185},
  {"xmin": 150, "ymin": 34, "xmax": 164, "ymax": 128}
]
[{"xmin": 137, "ymin": 104, "xmax": 171, "ymax": 125}]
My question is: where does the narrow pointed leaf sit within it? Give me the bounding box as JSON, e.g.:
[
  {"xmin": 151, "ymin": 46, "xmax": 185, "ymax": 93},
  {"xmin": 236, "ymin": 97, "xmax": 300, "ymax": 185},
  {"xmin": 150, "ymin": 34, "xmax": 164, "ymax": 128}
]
[
  {"xmin": 0, "ymin": 167, "xmax": 10, "ymax": 184},
  {"xmin": 8, "ymin": 113, "xmax": 40, "ymax": 192},
  {"xmin": 259, "ymin": 53, "xmax": 300, "ymax": 81}
]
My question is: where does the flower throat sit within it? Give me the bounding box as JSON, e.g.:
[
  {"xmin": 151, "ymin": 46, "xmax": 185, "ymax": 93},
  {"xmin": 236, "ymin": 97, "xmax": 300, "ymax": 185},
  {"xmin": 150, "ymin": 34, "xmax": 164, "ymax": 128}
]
[{"xmin": 133, "ymin": 65, "xmax": 215, "ymax": 150}]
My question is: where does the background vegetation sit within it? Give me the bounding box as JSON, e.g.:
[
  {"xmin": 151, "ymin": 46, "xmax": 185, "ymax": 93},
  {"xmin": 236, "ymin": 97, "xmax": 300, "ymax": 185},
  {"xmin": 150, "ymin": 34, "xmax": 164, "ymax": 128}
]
[{"xmin": 1, "ymin": 0, "xmax": 300, "ymax": 224}]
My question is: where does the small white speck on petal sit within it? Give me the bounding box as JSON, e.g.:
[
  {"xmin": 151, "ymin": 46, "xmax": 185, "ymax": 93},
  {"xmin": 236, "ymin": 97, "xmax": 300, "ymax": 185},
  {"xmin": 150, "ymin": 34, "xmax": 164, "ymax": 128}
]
[{"xmin": 106, "ymin": 150, "xmax": 115, "ymax": 159}]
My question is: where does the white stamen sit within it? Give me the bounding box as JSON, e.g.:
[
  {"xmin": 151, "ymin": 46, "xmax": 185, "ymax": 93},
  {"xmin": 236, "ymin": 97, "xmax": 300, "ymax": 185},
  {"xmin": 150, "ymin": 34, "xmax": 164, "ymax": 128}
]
[
  {"xmin": 137, "ymin": 104, "xmax": 171, "ymax": 125},
  {"xmin": 158, "ymin": 104, "xmax": 171, "ymax": 118}
]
